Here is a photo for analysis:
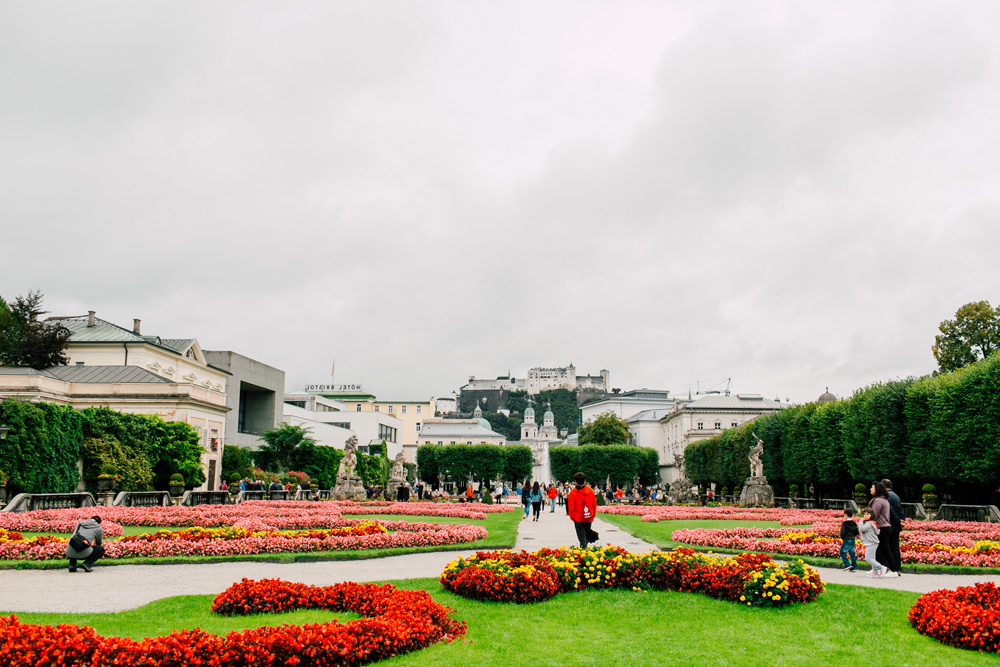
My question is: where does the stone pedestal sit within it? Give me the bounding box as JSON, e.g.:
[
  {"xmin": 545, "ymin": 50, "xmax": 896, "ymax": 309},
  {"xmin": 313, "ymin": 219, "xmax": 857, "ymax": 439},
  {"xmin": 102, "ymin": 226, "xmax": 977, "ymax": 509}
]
[
  {"xmin": 738, "ymin": 476, "xmax": 774, "ymax": 507},
  {"xmin": 98, "ymin": 492, "xmax": 115, "ymax": 507},
  {"xmin": 332, "ymin": 475, "xmax": 366, "ymax": 501},
  {"xmin": 386, "ymin": 479, "xmax": 410, "ymax": 501}
]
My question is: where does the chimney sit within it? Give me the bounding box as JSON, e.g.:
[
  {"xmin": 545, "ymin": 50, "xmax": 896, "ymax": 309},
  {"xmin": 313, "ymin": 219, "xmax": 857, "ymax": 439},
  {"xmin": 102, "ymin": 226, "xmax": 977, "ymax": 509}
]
[
  {"xmin": 133, "ymin": 319, "xmax": 141, "ymax": 334},
  {"xmin": 87, "ymin": 311, "xmax": 96, "ymax": 327}
]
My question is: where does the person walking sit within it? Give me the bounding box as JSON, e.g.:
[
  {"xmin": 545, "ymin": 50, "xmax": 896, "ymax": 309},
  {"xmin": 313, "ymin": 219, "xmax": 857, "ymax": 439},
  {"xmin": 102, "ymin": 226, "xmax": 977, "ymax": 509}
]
[
  {"xmin": 547, "ymin": 483, "xmax": 558, "ymax": 513},
  {"xmin": 568, "ymin": 472, "xmax": 598, "ymax": 548},
  {"xmin": 881, "ymin": 478, "xmax": 904, "ymax": 575},
  {"xmin": 869, "ymin": 481, "xmax": 897, "ymax": 578},
  {"xmin": 521, "ymin": 482, "xmax": 531, "ymax": 520},
  {"xmin": 65, "ymin": 516, "xmax": 105, "ymax": 573},
  {"xmin": 840, "ymin": 508, "xmax": 859, "ymax": 571},
  {"xmin": 530, "ymin": 482, "xmax": 543, "ymax": 521},
  {"xmin": 859, "ymin": 508, "xmax": 884, "ymax": 578}
]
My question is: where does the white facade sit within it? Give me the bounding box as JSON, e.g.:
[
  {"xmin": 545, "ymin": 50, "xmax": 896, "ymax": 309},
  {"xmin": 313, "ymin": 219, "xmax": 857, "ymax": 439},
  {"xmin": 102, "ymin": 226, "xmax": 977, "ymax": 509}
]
[
  {"xmin": 434, "ymin": 394, "xmax": 458, "ymax": 414},
  {"xmin": 282, "ymin": 392, "xmax": 405, "ymax": 459},
  {"xmin": 630, "ymin": 393, "xmax": 787, "ymax": 483},
  {"xmin": 416, "ymin": 406, "xmax": 507, "ymax": 446},
  {"xmin": 580, "ymin": 388, "xmax": 676, "ymax": 423},
  {"xmin": 462, "ymin": 364, "xmax": 610, "ymax": 396}
]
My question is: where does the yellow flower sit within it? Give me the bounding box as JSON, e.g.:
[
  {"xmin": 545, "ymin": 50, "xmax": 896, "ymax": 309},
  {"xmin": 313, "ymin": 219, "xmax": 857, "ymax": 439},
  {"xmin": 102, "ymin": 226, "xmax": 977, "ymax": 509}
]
[{"xmin": 740, "ymin": 595, "xmax": 746, "ymax": 601}]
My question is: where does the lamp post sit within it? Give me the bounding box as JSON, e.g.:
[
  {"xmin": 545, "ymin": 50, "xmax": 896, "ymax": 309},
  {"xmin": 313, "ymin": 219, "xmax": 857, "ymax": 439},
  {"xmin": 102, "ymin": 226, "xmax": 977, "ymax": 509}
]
[
  {"xmin": 0, "ymin": 424, "xmax": 8, "ymax": 441},
  {"xmin": 0, "ymin": 424, "xmax": 7, "ymax": 507}
]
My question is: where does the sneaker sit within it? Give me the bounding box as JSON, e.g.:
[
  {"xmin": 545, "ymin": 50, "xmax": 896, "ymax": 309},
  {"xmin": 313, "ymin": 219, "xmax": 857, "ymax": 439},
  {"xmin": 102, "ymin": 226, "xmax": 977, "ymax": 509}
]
[
  {"xmin": 842, "ymin": 565, "xmax": 853, "ymax": 571},
  {"xmin": 849, "ymin": 568, "xmax": 858, "ymax": 572},
  {"xmin": 81, "ymin": 563, "xmax": 93, "ymax": 573},
  {"xmin": 866, "ymin": 572, "xmax": 881, "ymax": 578},
  {"xmin": 882, "ymin": 571, "xmax": 898, "ymax": 578},
  {"xmin": 68, "ymin": 567, "xmax": 77, "ymax": 573}
]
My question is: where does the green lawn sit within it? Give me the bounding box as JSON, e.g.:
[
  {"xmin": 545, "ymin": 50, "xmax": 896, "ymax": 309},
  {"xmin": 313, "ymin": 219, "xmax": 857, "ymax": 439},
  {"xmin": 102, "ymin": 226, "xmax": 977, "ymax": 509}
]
[
  {"xmin": 2, "ymin": 511, "xmax": 521, "ymax": 570},
  {"xmin": 8, "ymin": 579, "xmax": 996, "ymax": 666},
  {"xmin": 599, "ymin": 514, "xmax": 1000, "ymax": 575}
]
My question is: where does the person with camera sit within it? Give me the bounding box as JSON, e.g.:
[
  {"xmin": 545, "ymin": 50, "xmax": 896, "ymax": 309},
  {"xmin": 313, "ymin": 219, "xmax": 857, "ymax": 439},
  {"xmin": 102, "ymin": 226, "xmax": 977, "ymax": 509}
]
[{"xmin": 66, "ymin": 515, "xmax": 104, "ymax": 573}]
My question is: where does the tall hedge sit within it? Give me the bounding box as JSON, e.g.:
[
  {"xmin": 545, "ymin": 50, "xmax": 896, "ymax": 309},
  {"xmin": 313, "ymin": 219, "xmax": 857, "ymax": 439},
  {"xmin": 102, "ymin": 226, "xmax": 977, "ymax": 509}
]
[
  {"xmin": 0, "ymin": 400, "xmax": 207, "ymax": 494},
  {"xmin": 416, "ymin": 443, "xmax": 532, "ymax": 488},
  {"xmin": 549, "ymin": 444, "xmax": 658, "ymax": 488},
  {"xmin": 684, "ymin": 353, "xmax": 1000, "ymax": 503}
]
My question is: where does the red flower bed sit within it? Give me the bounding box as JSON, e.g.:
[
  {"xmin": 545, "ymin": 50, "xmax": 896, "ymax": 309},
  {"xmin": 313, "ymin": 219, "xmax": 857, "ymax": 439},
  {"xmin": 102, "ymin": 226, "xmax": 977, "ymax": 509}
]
[
  {"xmin": 909, "ymin": 583, "xmax": 1000, "ymax": 652},
  {"xmin": 0, "ymin": 579, "xmax": 465, "ymax": 666},
  {"xmin": 440, "ymin": 546, "xmax": 824, "ymax": 607}
]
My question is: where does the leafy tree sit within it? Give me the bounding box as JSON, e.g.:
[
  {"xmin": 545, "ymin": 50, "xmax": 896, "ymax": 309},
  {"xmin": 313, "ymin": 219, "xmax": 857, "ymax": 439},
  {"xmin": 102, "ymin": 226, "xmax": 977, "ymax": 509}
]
[
  {"xmin": 483, "ymin": 412, "xmax": 522, "ymax": 441},
  {"xmin": 550, "ymin": 444, "xmax": 658, "ymax": 487},
  {"xmin": 257, "ymin": 422, "xmax": 316, "ymax": 472},
  {"xmin": 222, "ymin": 445, "xmax": 254, "ymax": 481},
  {"xmin": 933, "ymin": 300, "xmax": 1000, "ymax": 373},
  {"xmin": 503, "ymin": 445, "xmax": 533, "ymax": 482},
  {"xmin": 577, "ymin": 411, "xmax": 631, "ymax": 446},
  {"xmin": 416, "ymin": 444, "xmax": 442, "ymax": 487},
  {"xmin": 0, "ymin": 291, "xmax": 71, "ymax": 369}
]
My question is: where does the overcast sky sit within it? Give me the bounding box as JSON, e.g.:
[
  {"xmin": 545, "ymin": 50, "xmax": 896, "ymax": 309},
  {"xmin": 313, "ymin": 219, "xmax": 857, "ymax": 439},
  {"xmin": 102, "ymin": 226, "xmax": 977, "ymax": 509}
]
[{"xmin": 2, "ymin": 1, "xmax": 999, "ymax": 403}]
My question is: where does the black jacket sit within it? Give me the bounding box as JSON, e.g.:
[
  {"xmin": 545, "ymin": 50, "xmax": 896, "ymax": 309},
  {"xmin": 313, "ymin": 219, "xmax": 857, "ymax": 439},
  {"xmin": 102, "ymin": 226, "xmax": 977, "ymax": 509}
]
[
  {"xmin": 840, "ymin": 519, "xmax": 860, "ymax": 541},
  {"xmin": 887, "ymin": 490, "xmax": 905, "ymax": 523}
]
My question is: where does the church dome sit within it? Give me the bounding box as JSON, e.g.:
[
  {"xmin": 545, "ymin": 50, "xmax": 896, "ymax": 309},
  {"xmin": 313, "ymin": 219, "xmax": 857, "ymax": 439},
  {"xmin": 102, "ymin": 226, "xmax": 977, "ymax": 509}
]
[
  {"xmin": 818, "ymin": 387, "xmax": 837, "ymax": 403},
  {"xmin": 543, "ymin": 401, "xmax": 554, "ymax": 422},
  {"xmin": 524, "ymin": 401, "xmax": 535, "ymax": 419}
]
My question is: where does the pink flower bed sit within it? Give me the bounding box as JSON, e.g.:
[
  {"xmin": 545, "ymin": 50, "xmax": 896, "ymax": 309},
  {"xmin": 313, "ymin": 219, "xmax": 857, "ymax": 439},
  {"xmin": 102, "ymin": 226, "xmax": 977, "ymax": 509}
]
[
  {"xmin": 0, "ymin": 520, "xmax": 488, "ymax": 561},
  {"xmin": 0, "ymin": 500, "xmax": 510, "ymax": 533},
  {"xmin": 598, "ymin": 505, "xmax": 838, "ymax": 525},
  {"xmin": 672, "ymin": 528, "xmax": 1000, "ymax": 567}
]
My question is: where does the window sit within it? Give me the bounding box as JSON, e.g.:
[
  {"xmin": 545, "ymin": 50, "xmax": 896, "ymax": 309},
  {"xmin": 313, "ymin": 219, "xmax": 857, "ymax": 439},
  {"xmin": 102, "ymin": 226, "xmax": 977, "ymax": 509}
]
[
  {"xmin": 416, "ymin": 422, "xmax": 421, "ymax": 432},
  {"xmin": 332, "ymin": 422, "xmax": 350, "ymax": 429},
  {"xmin": 401, "ymin": 405, "xmax": 407, "ymax": 414},
  {"xmin": 387, "ymin": 405, "xmax": 393, "ymax": 414},
  {"xmin": 438, "ymin": 441, "xmax": 443, "ymax": 445},
  {"xmin": 732, "ymin": 422, "xmax": 738, "ymax": 428},
  {"xmin": 697, "ymin": 422, "xmax": 703, "ymax": 429},
  {"xmin": 284, "ymin": 400, "xmax": 305, "ymax": 409},
  {"xmin": 375, "ymin": 405, "xmax": 380, "ymax": 412},
  {"xmin": 377, "ymin": 424, "xmax": 397, "ymax": 442},
  {"xmin": 467, "ymin": 441, "xmax": 472, "ymax": 445},
  {"xmin": 450, "ymin": 441, "xmax": 456, "ymax": 445},
  {"xmin": 356, "ymin": 404, "xmax": 362, "ymax": 412},
  {"xmin": 715, "ymin": 422, "xmax": 721, "ymax": 429},
  {"xmin": 416, "ymin": 405, "xmax": 422, "ymax": 414}
]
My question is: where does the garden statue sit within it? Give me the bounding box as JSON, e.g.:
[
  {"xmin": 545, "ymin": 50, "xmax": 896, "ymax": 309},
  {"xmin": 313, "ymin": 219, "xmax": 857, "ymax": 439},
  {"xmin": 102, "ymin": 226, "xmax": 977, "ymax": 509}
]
[
  {"xmin": 386, "ymin": 451, "xmax": 411, "ymax": 501},
  {"xmin": 333, "ymin": 435, "xmax": 365, "ymax": 501},
  {"xmin": 668, "ymin": 453, "xmax": 697, "ymax": 503},
  {"xmin": 749, "ymin": 432, "xmax": 764, "ymax": 478},
  {"xmin": 739, "ymin": 432, "xmax": 774, "ymax": 507}
]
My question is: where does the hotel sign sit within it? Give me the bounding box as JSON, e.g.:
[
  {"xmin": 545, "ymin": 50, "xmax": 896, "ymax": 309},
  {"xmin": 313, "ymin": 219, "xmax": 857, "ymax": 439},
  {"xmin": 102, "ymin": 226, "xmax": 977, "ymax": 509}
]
[{"xmin": 306, "ymin": 384, "xmax": 363, "ymax": 392}]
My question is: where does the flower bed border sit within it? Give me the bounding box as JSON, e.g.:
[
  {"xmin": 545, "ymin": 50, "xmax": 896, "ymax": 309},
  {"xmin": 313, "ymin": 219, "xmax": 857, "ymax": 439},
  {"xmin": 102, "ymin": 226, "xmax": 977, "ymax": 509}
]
[
  {"xmin": 0, "ymin": 578, "xmax": 465, "ymax": 667},
  {"xmin": 440, "ymin": 546, "xmax": 824, "ymax": 607},
  {"xmin": 909, "ymin": 583, "xmax": 1000, "ymax": 653}
]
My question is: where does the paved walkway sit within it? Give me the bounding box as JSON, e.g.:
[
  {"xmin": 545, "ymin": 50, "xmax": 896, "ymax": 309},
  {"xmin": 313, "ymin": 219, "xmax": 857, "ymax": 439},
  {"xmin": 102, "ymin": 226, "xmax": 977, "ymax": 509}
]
[{"xmin": 1, "ymin": 505, "xmax": 999, "ymax": 613}]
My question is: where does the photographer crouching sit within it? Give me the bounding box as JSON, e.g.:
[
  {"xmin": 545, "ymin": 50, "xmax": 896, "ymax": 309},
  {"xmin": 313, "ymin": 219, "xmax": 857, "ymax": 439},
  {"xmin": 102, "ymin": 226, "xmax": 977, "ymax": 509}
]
[{"xmin": 66, "ymin": 516, "xmax": 104, "ymax": 573}]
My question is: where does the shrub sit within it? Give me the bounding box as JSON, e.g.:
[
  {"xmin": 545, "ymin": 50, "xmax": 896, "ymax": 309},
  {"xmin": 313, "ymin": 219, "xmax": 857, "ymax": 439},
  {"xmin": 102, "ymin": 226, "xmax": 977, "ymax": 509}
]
[
  {"xmin": 855, "ymin": 483, "xmax": 867, "ymax": 494},
  {"xmin": 923, "ymin": 483, "xmax": 937, "ymax": 495},
  {"xmin": 596, "ymin": 491, "xmax": 606, "ymax": 506},
  {"xmin": 721, "ymin": 487, "xmax": 729, "ymax": 495},
  {"xmin": 788, "ymin": 484, "xmax": 799, "ymax": 495},
  {"xmin": 228, "ymin": 473, "xmax": 240, "ymax": 484},
  {"xmin": 169, "ymin": 474, "xmax": 184, "ymax": 486}
]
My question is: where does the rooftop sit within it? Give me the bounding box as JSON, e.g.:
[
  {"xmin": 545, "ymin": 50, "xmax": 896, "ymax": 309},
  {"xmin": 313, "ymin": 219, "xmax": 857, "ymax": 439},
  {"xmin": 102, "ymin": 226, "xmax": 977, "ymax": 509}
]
[
  {"xmin": 418, "ymin": 421, "xmax": 504, "ymax": 439},
  {"xmin": 0, "ymin": 365, "xmax": 172, "ymax": 384}
]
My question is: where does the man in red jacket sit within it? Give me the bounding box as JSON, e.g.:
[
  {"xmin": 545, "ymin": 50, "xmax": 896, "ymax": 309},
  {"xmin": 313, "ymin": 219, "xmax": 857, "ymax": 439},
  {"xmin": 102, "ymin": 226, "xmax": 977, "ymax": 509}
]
[{"xmin": 567, "ymin": 471, "xmax": 598, "ymax": 548}]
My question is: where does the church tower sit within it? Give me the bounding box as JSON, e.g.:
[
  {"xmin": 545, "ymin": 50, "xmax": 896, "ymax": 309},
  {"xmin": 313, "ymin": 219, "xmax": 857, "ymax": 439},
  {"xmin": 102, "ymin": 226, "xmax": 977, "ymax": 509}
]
[
  {"xmin": 520, "ymin": 398, "xmax": 537, "ymax": 441},
  {"xmin": 541, "ymin": 401, "xmax": 556, "ymax": 438}
]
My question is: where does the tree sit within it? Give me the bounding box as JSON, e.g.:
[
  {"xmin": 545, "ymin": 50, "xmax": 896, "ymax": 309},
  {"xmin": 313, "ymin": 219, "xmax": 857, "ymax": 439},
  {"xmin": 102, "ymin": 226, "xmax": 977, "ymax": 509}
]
[
  {"xmin": 577, "ymin": 411, "xmax": 631, "ymax": 446},
  {"xmin": 933, "ymin": 300, "xmax": 1000, "ymax": 373},
  {"xmin": 0, "ymin": 291, "xmax": 71, "ymax": 369},
  {"xmin": 257, "ymin": 422, "xmax": 316, "ymax": 472}
]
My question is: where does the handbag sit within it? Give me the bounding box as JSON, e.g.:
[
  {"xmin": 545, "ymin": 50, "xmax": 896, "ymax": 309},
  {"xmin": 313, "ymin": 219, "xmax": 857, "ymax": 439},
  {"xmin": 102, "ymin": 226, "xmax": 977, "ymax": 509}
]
[{"xmin": 69, "ymin": 525, "xmax": 91, "ymax": 552}]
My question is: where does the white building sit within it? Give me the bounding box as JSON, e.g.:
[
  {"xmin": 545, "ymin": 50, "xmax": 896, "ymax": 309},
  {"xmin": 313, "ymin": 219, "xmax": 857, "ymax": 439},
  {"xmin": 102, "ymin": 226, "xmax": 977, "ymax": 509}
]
[
  {"xmin": 282, "ymin": 392, "xmax": 405, "ymax": 459},
  {"xmin": 516, "ymin": 399, "xmax": 561, "ymax": 483},
  {"xmin": 416, "ymin": 405, "xmax": 507, "ymax": 446},
  {"xmin": 462, "ymin": 364, "xmax": 609, "ymax": 396},
  {"xmin": 434, "ymin": 394, "xmax": 458, "ymax": 415},
  {"xmin": 0, "ymin": 312, "xmax": 242, "ymax": 491},
  {"xmin": 580, "ymin": 388, "xmax": 675, "ymax": 423},
  {"xmin": 632, "ymin": 393, "xmax": 787, "ymax": 483}
]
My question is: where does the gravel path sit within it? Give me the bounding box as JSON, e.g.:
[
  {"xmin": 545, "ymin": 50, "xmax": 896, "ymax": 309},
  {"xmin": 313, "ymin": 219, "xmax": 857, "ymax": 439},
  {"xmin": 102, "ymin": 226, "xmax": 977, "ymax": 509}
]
[{"xmin": 2, "ymin": 504, "xmax": 999, "ymax": 613}]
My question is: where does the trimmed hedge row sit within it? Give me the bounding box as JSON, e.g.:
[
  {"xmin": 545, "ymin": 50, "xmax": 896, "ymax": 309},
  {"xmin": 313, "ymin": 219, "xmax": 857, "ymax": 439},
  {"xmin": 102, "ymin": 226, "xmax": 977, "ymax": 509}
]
[
  {"xmin": 0, "ymin": 400, "xmax": 206, "ymax": 495},
  {"xmin": 685, "ymin": 353, "xmax": 1000, "ymax": 502},
  {"xmin": 549, "ymin": 444, "xmax": 658, "ymax": 487}
]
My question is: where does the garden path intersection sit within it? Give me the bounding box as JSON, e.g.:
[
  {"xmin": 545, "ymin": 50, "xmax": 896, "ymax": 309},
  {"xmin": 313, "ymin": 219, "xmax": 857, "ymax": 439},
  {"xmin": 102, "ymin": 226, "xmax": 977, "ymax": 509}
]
[{"xmin": 1, "ymin": 503, "xmax": 999, "ymax": 613}]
